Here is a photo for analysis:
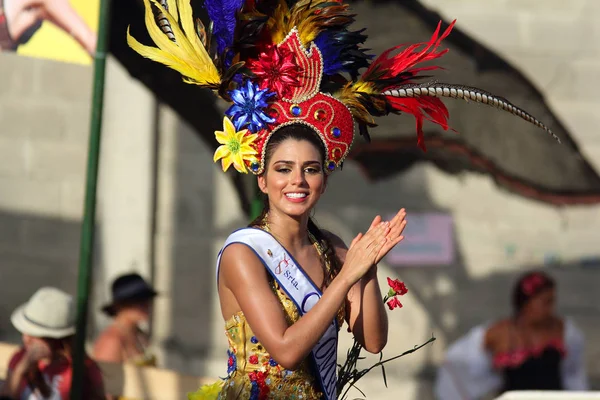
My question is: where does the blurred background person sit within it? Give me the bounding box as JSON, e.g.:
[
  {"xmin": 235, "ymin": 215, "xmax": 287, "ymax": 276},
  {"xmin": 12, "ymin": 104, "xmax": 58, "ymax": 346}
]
[
  {"xmin": 0, "ymin": 287, "xmax": 105, "ymax": 399},
  {"xmin": 435, "ymin": 271, "xmax": 588, "ymax": 400},
  {"xmin": 93, "ymin": 273, "xmax": 157, "ymax": 367}
]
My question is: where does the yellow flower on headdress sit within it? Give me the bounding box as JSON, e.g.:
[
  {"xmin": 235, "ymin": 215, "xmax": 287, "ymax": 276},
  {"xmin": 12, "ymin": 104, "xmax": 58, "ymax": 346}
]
[
  {"xmin": 187, "ymin": 380, "xmax": 224, "ymax": 400},
  {"xmin": 213, "ymin": 117, "xmax": 259, "ymax": 174}
]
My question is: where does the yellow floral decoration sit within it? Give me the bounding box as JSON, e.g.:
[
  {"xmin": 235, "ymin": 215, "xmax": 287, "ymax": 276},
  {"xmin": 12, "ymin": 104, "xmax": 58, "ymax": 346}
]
[
  {"xmin": 187, "ymin": 380, "xmax": 224, "ymax": 400},
  {"xmin": 213, "ymin": 117, "xmax": 259, "ymax": 174}
]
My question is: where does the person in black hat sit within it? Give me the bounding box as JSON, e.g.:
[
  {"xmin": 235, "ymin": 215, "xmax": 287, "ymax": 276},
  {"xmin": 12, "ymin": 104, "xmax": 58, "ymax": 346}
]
[{"xmin": 92, "ymin": 273, "xmax": 158, "ymax": 368}]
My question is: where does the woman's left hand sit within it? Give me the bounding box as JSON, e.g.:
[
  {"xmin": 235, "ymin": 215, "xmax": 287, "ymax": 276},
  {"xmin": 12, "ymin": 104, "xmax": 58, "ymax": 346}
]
[{"xmin": 362, "ymin": 209, "xmax": 407, "ymax": 265}]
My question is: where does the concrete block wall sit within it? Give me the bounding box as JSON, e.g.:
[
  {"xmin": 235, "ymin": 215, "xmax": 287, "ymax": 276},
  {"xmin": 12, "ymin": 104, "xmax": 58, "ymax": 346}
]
[
  {"xmin": 0, "ymin": 52, "xmax": 91, "ymax": 220},
  {"xmin": 0, "ymin": 52, "xmax": 92, "ymax": 342}
]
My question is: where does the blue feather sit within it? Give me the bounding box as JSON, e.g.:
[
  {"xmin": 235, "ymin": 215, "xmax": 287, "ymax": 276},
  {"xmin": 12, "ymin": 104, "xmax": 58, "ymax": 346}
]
[
  {"xmin": 314, "ymin": 32, "xmax": 344, "ymax": 76},
  {"xmin": 314, "ymin": 30, "xmax": 373, "ymax": 77},
  {"xmin": 205, "ymin": 0, "xmax": 244, "ymax": 57}
]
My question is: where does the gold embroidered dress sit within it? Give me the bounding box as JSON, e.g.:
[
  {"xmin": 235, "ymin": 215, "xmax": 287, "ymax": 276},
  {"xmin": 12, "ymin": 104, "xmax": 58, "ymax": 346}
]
[{"xmin": 218, "ymin": 234, "xmax": 345, "ymax": 400}]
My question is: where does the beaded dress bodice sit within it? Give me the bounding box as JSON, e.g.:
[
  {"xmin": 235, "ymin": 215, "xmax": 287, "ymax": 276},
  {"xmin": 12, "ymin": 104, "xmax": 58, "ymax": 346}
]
[{"xmin": 218, "ymin": 231, "xmax": 345, "ymax": 400}]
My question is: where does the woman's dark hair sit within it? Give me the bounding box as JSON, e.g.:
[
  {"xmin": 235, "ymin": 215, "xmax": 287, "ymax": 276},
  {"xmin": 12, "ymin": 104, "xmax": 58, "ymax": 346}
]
[
  {"xmin": 249, "ymin": 124, "xmax": 342, "ymax": 281},
  {"xmin": 512, "ymin": 271, "xmax": 556, "ymax": 314}
]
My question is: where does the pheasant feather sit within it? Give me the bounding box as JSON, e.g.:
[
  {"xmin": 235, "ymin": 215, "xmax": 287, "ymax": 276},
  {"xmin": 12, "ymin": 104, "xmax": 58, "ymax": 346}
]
[{"xmin": 384, "ymin": 82, "xmax": 560, "ymax": 143}]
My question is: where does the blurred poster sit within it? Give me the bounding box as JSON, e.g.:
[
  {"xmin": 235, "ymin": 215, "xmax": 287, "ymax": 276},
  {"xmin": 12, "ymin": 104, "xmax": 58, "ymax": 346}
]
[
  {"xmin": 386, "ymin": 213, "xmax": 455, "ymax": 266},
  {"xmin": 0, "ymin": 0, "xmax": 98, "ymax": 64}
]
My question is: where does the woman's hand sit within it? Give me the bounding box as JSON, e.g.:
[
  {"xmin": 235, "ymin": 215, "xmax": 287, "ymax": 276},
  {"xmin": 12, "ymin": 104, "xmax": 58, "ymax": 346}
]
[
  {"xmin": 369, "ymin": 209, "xmax": 407, "ymax": 264},
  {"xmin": 4, "ymin": 0, "xmax": 97, "ymax": 54},
  {"xmin": 343, "ymin": 209, "xmax": 406, "ymax": 279},
  {"xmin": 339, "ymin": 221, "xmax": 390, "ymax": 286},
  {"xmin": 23, "ymin": 341, "xmax": 52, "ymax": 365}
]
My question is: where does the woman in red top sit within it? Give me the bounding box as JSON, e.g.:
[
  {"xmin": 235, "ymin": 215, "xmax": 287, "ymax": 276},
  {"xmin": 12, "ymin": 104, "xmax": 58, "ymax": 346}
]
[{"xmin": 0, "ymin": 287, "xmax": 106, "ymax": 400}]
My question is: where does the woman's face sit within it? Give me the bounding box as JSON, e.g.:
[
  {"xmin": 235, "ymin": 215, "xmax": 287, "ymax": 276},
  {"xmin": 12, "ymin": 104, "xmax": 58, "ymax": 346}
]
[
  {"xmin": 119, "ymin": 299, "xmax": 153, "ymax": 322},
  {"xmin": 258, "ymin": 138, "xmax": 326, "ymax": 219},
  {"xmin": 522, "ymin": 287, "xmax": 556, "ymax": 322}
]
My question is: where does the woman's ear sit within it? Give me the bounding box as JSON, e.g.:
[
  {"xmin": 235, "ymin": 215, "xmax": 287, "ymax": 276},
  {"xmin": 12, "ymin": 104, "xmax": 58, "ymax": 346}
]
[{"xmin": 257, "ymin": 175, "xmax": 268, "ymax": 194}]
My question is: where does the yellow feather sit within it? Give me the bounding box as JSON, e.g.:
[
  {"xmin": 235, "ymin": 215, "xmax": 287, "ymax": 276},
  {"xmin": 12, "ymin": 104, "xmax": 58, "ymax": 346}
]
[
  {"xmin": 269, "ymin": 0, "xmax": 290, "ymax": 44},
  {"xmin": 151, "ymin": 0, "xmax": 220, "ymax": 85},
  {"xmin": 288, "ymin": 0, "xmax": 340, "ymax": 44},
  {"xmin": 176, "ymin": 0, "xmax": 205, "ymax": 57},
  {"xmin": 336, "ymin": 83, "xmax": 376, "ymax": 125},
  {"xmin": 143, "ymin": 0, "xmax": 188, "ymax": 62},
  {"xmin": 127, "ymin": 28, "xmax": 200, "ymax": 75},
  {"xmin": 149, "ymin": 0, "xmax": 199, "ymax": 63},
  {"xmin": 167, "ymin": 0, "xmax": 178, "ymax": 22},
  {"xmin": 128, "ymin": 0, "xmax": 221, "ymax": 87}
]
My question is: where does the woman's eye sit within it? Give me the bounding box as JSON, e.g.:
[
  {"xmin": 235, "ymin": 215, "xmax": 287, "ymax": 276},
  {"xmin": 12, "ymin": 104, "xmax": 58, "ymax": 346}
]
[
  {"xmin": 276, "ymin": 168, "xmax": 291, "ymax": 173},
  {"xmin": 305, "ymin": 167, "xmax": 320, "ymax": 174}
]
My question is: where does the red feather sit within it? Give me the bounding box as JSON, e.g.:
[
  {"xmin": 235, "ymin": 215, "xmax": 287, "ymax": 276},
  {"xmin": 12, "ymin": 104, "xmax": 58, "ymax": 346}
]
[
  {"xmin": 366, "ymin": 20, "xmax": 456, "ymax": 83},
  {"xmin": 387, "ymin": 96, "xmax": 451, "ymax": 151},
  {"xmin": 365, "ymin": 20, "xmax": 456, "ymax": 151}
]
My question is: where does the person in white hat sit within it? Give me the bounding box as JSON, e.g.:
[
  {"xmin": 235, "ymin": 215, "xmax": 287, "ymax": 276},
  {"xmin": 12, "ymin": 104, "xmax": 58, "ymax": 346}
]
[{"xmin": 0, "ymin": 287, "xmax": 106, "ymax": 400}]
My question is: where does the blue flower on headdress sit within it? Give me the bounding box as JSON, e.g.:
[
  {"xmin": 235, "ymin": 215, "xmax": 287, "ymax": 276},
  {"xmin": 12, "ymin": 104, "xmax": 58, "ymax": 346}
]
[{"xmin": 226, "ymin": 80, "xmax": 276, "ymax": 133}]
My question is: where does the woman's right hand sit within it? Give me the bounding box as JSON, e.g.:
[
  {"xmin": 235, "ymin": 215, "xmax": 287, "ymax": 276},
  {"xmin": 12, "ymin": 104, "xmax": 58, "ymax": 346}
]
[
  {"xmin": 23, "ymin": 341, "xmax": 51, "ymax": 366},
  {"xmin": 339, "ymin": 221, "xmax": 390, "ymax": 286}
]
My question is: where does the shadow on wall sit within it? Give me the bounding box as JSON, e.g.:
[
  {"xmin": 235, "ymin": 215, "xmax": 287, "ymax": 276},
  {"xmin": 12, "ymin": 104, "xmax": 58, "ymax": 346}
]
[
  {"xmin": 157, "ymin": 110, "xmax": 226, "ymax": 377},
  {"xmin": 0, "ymin": 210, "xmax": 83, "ymax": 344}
]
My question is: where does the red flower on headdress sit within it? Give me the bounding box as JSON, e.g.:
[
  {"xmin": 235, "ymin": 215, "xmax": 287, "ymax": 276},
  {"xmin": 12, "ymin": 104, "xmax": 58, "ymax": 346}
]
[
  {"xmin": 248, "ymin": 45, "xmax": 303, "ymax": 99},
  {"xmin": 387, "ymin": 297, "xmax": 403, "ymax": 310},
  {"xmin": 387, "ymin": 277, "xmax": 408, "ymax": 296}
]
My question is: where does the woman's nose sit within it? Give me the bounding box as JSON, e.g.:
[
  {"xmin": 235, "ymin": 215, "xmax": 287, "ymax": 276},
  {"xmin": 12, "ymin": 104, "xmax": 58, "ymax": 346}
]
[{"xmin": 291, "ymin": 169, "xmax": 306, "ymax": 185}]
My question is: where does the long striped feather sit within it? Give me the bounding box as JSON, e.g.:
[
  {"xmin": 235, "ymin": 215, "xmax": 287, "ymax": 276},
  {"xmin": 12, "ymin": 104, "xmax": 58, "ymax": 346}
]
[
  {"xmin": 383, "ymin": 82, "xmax": 560, "ymax": 143},
  {"xmin": 156, "ymin": 0, "xmax": 176, "ymax": 42}
]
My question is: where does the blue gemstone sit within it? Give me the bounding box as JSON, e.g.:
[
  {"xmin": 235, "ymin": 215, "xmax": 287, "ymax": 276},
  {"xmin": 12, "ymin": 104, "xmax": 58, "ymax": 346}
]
[
  {"xmin": 250, "ymin": 336, "xmax": 258, "ymax": 344},
  {"xmin": 291, "ymin": 106, "xmax": 302, "ymax": 116},
  {"xmin": 327, "ymin": 161, "xmax": 336, "ymax": 171},
  {"xmin": 269, "ymin": 358, "xmax": 278, "ymax": 366},
  {"xmin": 251, "ymin": 162, "xmax": 260, "ymax": 172},
  {"xmin": 332, "ymin": 127, "xmax": 341, "ymax": 138}
]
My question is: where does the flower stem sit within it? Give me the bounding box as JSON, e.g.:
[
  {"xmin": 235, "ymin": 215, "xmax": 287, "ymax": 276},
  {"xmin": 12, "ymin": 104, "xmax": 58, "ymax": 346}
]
[{"xmin": 338, "ymin": 336, "xmax": 436, "ymax": 400}]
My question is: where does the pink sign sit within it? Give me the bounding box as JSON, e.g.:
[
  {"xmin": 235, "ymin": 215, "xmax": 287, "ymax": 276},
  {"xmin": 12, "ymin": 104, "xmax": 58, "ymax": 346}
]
[{"xmin": 386, "ymin": 213, "xmax": 454, "ymax": 266}]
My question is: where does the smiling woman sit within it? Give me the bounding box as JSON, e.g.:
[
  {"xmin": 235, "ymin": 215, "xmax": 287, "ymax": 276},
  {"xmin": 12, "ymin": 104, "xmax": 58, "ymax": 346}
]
[
  {"xmin": 214, "ymin": 121, "xmax": 405, "ymax": 399},
  {"xmin": 126, "ymin": 0, "xmax": 557, "ymax": 396}
]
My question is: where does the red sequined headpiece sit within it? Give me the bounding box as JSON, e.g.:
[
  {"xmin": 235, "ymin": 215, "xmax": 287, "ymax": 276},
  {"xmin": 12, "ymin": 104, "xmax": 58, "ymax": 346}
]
[{"xmin": 251, "ymin": 30, "xmax": 355, "ymax": 174}]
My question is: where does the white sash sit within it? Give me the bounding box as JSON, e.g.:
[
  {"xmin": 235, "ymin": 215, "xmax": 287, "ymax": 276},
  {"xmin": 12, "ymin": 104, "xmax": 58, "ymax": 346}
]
[{"xmin": 216, "ymin": 228, "xmax": 338, "ymax": 400}]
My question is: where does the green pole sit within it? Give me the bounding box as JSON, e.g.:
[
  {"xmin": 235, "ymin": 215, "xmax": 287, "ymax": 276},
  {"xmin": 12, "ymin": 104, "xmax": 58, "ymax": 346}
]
[{"xmin": 71, "ymin": 0, "xmax": 111, "ymax": 398}]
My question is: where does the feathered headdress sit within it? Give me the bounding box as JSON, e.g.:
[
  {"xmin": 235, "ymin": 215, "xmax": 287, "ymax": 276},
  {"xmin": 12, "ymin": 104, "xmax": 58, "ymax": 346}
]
[{"xmin": 128, "ymin": 0, "xmax": 559, "ymax": 174}]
